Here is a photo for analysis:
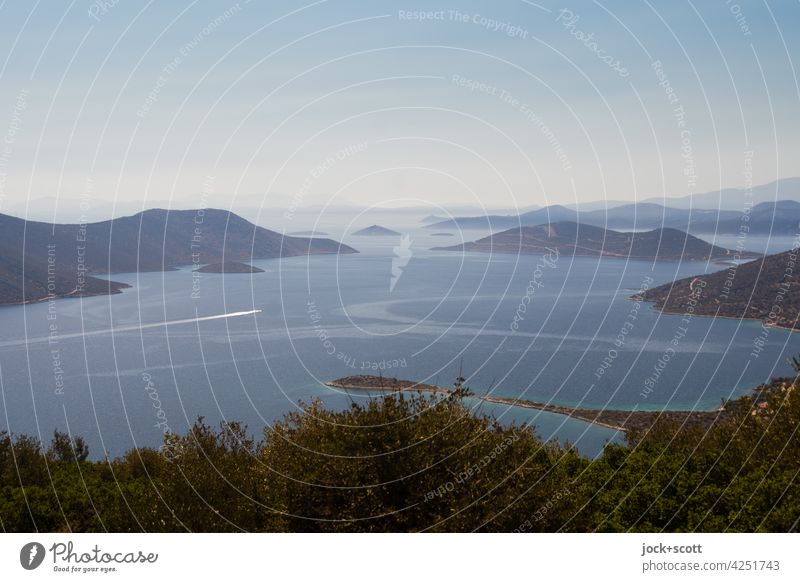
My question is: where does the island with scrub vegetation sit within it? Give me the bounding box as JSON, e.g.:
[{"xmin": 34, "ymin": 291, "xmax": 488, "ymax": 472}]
[{"xmin": 636, "ymin": 248, "xmax": 800, "ymax": 331}]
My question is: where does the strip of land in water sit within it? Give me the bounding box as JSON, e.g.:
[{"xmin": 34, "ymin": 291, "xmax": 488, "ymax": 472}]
[
  {"xmin": 326, "ymin": 375, "xmax": 731, "ymax": 432},
  {"xmin": 327, "ymin": 376, "xmax": 450, "ymax": 395}
]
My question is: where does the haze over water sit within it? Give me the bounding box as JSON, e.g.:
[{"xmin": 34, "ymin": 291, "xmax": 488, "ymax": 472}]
[{"xmin": 0, "ymin": 221, "xmax": 797, "ymax": 459}]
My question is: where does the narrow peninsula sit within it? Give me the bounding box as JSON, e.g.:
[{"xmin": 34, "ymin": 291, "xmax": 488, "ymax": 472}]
[{"xmin": 323, "ymin": 374, "xmax": 790, "ymax": 433}]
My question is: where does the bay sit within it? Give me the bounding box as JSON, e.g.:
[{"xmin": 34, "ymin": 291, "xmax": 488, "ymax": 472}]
[{"xmin": 1, "ymin": 228, "xmax": 797, "ymax": 460}]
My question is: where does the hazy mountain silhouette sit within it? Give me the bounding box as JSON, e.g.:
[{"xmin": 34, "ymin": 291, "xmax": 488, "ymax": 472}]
[
  {"xmin": 0, "ymin": 208, "xmax": 356, "ymax": 305},
  {"xmin": 433, "ymin": 221, "xmax": 758, "ymax": 262}
]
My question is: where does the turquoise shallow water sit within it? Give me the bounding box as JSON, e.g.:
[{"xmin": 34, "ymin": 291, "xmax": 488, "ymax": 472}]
[{"xmin": 0, "ymin": 230, "xmax": 797, "ymax": 459}]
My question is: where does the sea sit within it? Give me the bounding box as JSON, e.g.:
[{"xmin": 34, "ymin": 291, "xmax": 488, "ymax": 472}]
[{"xmin": 1, "ymin": 211, "xmax": 798, "ymax": 459}]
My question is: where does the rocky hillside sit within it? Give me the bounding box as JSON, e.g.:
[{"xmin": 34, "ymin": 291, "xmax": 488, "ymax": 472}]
[{"xmin": 636, "ymin": 248, "xmax": 800, "ymax": 330}]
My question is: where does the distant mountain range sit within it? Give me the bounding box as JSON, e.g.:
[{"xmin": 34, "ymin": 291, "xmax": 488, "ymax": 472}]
[
  {"xmin": 4, "ymin": 194, "xmax": 544, "ymax": 226},
  {"xmin": 432, "ymin": 221, "xmax": 759, "ymax": 262},
  {"xmin": 642, "ymin": 177, "xmax": 800, "ymax": 210},
  {"xmin": 0, "ymin": 209, "xmax": 356, "ymax": 305},
  {"xmin": 637, "ymin": 248, "xmax": 800, "ymax": 330},
  {"xmin": 420, "ymin": 215, "xmax": 448, "ymax": 224},
  {"xmin": 425, "ymin": 200, "xmax": 800, "ymax": 235}
]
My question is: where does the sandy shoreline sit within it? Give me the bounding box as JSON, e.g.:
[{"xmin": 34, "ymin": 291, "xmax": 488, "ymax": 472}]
[
  {"xmin": 326, "ymin": 375, "xmax": 727, "ymax": 433},
  {"xmin": 640, "ymin": 300, "xmax": 800, "ymax": 333}
]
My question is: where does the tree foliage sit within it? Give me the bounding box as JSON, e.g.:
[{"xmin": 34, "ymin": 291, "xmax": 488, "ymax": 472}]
[{"xmin": 1, "ymin": 378, "xmax": 799, "ymax": 532}]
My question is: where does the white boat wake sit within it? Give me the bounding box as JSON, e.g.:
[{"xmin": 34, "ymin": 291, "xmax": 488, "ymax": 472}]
[{"xmin": 0, "ymin": 309, "xmax": 262, "ymax": 349}]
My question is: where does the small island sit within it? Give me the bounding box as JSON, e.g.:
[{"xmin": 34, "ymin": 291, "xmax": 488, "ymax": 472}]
[
  {"xmin": 326, "ymin": 375, "xmax": 747, "ymax": 432},
  {"xmin": 430, "ymin": 233, "xmax": 455, "ymax": 237},
  {"xmin": 327, "ymin": 375, "xmax": 450, "ymax": 395},
  {"xmin": 352, "ymin": 225, "xmax": 401, "ymax": 236},
  {"xmin": 195, "ymin": 261, "xmax": 265, "ymax": 274}
]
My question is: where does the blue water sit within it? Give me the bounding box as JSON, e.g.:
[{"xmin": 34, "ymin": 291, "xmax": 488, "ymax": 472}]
[{"xmin": 1, "ymin": 229, "xmax": 798, "ymax": 459}]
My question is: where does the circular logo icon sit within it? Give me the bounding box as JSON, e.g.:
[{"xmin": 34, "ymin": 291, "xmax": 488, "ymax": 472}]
[{"xmin": 20, "ymin": 542, "xmax": 46, "ymax": 570}]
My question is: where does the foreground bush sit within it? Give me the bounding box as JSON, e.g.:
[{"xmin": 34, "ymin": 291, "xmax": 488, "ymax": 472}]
[{"xmin": 1, "ymin": 381, "xmax": 799, "ymax": 532}]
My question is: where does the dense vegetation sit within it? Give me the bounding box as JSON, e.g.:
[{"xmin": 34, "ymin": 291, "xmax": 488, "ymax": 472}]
[{"xmin": 1, "ymin": 375, "xmax": 798, "ymax": 533}]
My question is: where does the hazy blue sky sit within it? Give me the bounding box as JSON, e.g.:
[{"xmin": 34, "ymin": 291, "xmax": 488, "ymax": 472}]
[{"xmin": 0, "ymin": 0, "xmax": 797, "ymax": 213}]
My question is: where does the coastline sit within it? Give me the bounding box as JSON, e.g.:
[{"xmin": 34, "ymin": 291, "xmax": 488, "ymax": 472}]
[
  {"xmin": 431, "ymin": 246, "xmax": 754, "ymax": 263},
  {"xmin": 326, "ymin": 375, "xmax": 729, "ymax": 433},
  {"xmin": 326, "ymin": 376, "xmax": 451, "ymax": 395},
  {"xmin": 0, "ymin": 244, "xmax": 354, "ymax": 308},
  {"xmin": 0, "ymin": 285, "xmax": 131, "ymax": 308},
  {"xmin": 637, "ymin": 299, "xmax": 800, "ymax": 333}
]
